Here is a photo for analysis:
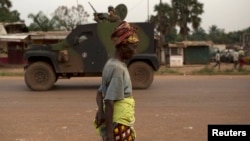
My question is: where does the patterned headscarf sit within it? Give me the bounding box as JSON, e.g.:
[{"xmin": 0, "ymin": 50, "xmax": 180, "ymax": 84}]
[{"xmin": 111, "ymin": 21, "xmax": 139, "ymax": 46}]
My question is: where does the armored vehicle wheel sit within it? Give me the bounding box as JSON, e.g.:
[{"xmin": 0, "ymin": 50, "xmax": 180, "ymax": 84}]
[
  {"xmin": 128, "ymin": 61, "xmax": 154, "ymax": 89},
  {"xmin": 25, "ymin": 62, "xmax": 56, "ymax": 91}
]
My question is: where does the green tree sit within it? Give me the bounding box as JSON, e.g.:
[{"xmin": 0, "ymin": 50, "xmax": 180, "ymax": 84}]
[
  {"xmin": 8, "ymin": 10, "xmax": 21, "ymax": 22},
  {"xmin": 227, "ymin": 31, "xmax": 242, "ymax": 44},
  {"xmin": 172, "ymin": 0, "xmax": 204, "ymax": 40},
  {"xmin": 243, "ymin": 27, "xmax": 250, "ymax": 33},
  {"xmin": 28, "ymin": 11, "xmax": 57, "ymax": 31},
  {"xmin": 189, "ymin": 27, "xmax": 208, "ymax": 41},
  {"xmin": 0, "ymin": 0, "xmax": 11, "ymax": 10},
  {"xmin": 0, "ymin": 0, "xmax": 21, "ymax": 22},
  {"xmin": 208, "ymin": 25, "xmax": 229, "ymax": 44},
  {"xmin": 166, "ymin": 28, "xmax": 181, "ymax": 43},
  {"xmin": 150, "ymin": 1, "xmax": 175, "ymax": 46},
  {"xmin": 53, "ymin": 5, "xmax": 89, "ymax": 31}
]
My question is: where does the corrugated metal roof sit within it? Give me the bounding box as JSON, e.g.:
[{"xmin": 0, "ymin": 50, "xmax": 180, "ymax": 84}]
[
  {"xmin": 169, "ymin": 41, "xmax": 213, "ymax": 48},
  {"xmin": 0, "ymin": 34, "xmax": 29, "ymax": 42},
  {"xmin": 169, "ymin": 43, "xmax": 186, "ymax": 48},
  {"xmin": 0, "ymin": 31, "xmax": 69, "ymax": 42},
  {"xmin": 29, "ymin": 31, "xmax": 69, "ymax": 40},
  {"xmin": 178, "ymin": 41, "xmax": 213, "ymax": 47},
  {"xmin": 31, "ymin": 35, "xmax": 67, "ymax": 40},
  {"xmin": 0, "ymin": 22, "xmax": 26, "ymax": 26}
]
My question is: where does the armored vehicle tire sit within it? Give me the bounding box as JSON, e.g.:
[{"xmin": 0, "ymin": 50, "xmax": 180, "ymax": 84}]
[
  {"xmin": 25, "ymin": 62, "xmax": 56, "ymax": 91},
  {"xmin": 128, "ymin": 61, "xmax": 154, "ymax": 89}
]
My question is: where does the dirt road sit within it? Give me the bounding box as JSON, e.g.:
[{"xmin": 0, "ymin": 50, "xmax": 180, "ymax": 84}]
[{"xmin": 0, "ymin": 75, "xmax": 250, "ymax": 141}]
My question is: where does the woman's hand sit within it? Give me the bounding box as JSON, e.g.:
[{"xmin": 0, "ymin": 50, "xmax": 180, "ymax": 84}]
[{"xmin": 95, "ymin": 110, "xmax": 105, "ymax": 128}]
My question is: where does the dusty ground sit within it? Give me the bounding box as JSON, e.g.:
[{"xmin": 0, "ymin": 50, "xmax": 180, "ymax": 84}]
[{"xmin": 0, "ymin": 76, "xmax": 250, "ymax": 141}]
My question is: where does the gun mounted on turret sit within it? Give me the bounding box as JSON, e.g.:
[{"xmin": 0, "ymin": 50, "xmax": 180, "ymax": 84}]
[{"xmin": 88, "ymin": 2, "xmax": 109, "ymax": 22}]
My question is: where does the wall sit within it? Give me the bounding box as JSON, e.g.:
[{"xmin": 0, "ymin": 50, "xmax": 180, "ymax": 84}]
[{"xmin": 184, "ymin": 46, "xmax": 210, "ymax": 64}]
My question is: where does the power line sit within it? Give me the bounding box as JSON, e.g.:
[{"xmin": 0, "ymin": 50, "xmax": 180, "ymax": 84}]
[
  {"xmin": 129, "ymin": 0, "xmax": 150, "ymax": 21},
  {"xmin": 129, "ymin": 0, "xmax": 146, "ymax": 12}
]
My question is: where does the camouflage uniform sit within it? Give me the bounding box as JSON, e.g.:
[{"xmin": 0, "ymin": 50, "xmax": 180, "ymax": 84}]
[{"xmin": 94, "ymin": 6, "xmax": 121, "ymax": 23}]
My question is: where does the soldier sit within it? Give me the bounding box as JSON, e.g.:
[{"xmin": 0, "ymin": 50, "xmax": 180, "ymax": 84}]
[
  {"xmin": 94, "ymin": 6, "xmax": 121, "ymax": 23},
  {"xmin": 107, "ymin": 6, "xmax": 121, "ymax": 22}
]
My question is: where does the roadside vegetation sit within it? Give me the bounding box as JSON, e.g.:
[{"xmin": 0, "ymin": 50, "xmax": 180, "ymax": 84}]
[
  {"xmin": 155, "ymin": 65, "xmax": 250, "ymax": 75},
  {"xmin": 1, "ymin": 65, "xmax": 250, "ymax": 76},
  {"xmin": 0, "ymin": 65, "xmax": 24, "ymax": 76},
  {"xmin": 191, "ymin": 67, "xmax": 250, "ymax": 75},
  {"xmin": 0, "ymin": 72, "xmax": 24, "ymax": 76}
]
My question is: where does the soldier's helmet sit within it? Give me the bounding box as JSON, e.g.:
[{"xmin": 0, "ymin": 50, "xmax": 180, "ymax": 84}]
[{"xmin": 108, "ymin": 6, "xmax": 115, "ymax": 12}]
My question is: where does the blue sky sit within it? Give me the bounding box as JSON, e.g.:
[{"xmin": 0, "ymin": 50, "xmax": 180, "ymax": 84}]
[{"xmin": 10, "ymin": 0, "xmax": 250, "ymax": 33}]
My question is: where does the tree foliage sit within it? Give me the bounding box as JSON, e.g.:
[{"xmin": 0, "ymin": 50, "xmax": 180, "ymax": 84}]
[
  {"xmin": 150, "ymin": 0, "xmax": 248, "ymax": 45},
  {"xmin": 171, "ymin": 0, "xmax": 204, "ymax": 40},
  {"xmin": 0, "ymin": 0, "xmax": 11, "ymax": 10},
  {"xmin": 53, "ymin": 5, "xmax": 89, "ymax": 31},
  {"xmin": 150, "ymin": 2, "xmax": 175, "ymax": 45},
  {"xmin": 28, "ymin": 11, "xmax": 57, "ymax": 31},
  {"xmin": 0, "ymin": 0, "xmax": 21, "ymax": 22},
  {"xmin": 150, "ymin": 2, "xmax": 174, "ymax": 36},
  {"xmin": 150, "ymin": 0, "xmax": 204, "ymax": 43},
  {"xmin": 28, "ymin": 4, "xmax": 89, "ymax": 31},
  {"xmin": 208, "ymin": 25, "xmax": 229, "ymax": 44},
  {"xmin": 188, "ymin": 27, "xmax": 208, "ymax": 41}
]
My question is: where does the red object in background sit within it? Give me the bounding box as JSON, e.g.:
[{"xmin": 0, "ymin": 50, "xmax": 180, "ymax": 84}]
[{"xmin": 239, "ymin": 58, "xmax": 244, "ymax": 68}]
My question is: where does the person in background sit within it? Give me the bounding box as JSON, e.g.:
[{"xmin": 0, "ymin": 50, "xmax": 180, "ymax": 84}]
[
  {"xmin": 94, "ymin": 6, "xmax": 121, "ymax": 23},
  {"xmin": 107, "ymin": 6, "xmax": 121, "ymax": 23},
  {"xmin": 213, "ymin": 50, "xmax": 221, "ymax": 70},
  {"xmin": 232, "ymin": 49, "xmax": 239, "ymax": 70},
  {"xmin": 94, "ymin": 21, "xmax": 139, "ymax": 141},
  {"xmin": 238, "ymin": 49, "xmax": 245, "ymax": 70}
]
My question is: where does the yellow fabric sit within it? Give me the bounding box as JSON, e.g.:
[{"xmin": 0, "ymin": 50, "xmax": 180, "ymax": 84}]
[
  {"xmin": 112, "ymin": 97, "xmax": 135, "ymax": 126},
  {"xmin": 127, "ymin": 34, "xmax": 139, "ymax": 43},
  {"xmin": 94, "ymin": 97, "xmax": 135, "ymax": 136}
]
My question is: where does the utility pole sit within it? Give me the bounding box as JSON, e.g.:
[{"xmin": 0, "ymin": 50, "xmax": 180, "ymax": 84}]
[
  {"xmin": 147, "ymin": 0, "xmax": 149, "ymax": 22},
  {"xmin": 76, "ymin": 0, "xmax": 80, "ymax": 24},
  {"xmin": 159, "ymin": 0, "xmax": 166, "ymax": 65}
]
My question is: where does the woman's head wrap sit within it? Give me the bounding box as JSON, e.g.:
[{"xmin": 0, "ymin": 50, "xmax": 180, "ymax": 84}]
[{"xmin": 111, "ymin": 21, "xmax": 139, "ymax": 46}]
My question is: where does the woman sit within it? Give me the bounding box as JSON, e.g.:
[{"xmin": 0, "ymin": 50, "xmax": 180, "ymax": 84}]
[{"xmin": 95, "ymin": 21, "xmax": 139, "ymax": 141}]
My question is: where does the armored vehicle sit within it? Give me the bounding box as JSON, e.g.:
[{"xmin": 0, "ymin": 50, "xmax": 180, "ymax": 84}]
[
  {"xmin": 23, "ymin": 5, "xmax": 160, "ymax": 91},
  {"xmin": 24, "ymin": 23, "xmax": 159, "ymax": 91}
]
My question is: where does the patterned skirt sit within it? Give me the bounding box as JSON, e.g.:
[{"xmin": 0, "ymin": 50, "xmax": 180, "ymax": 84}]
[{"xmin": 113, "ymin": 123, "xmax": 135, "ymax": 141}]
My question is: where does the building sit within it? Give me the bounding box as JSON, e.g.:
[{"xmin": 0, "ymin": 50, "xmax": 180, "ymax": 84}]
[
  {"xmin": 0, "ymin": 22, "xmax": 69, "ymax": 65},
  {"xmin": 167, "ymin": 41, "xmax": 213, "ymax": 67},
  {"xmin": 182, "ymin": 41, "xmax": 213, "ymax": 65},
  {"xmin": 0, "ymin": 22, "xmax": 29, "ymax": 64},
  {"xmin": 168, "ymin": 43, "xmax": 185, "ymax": 67}
]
